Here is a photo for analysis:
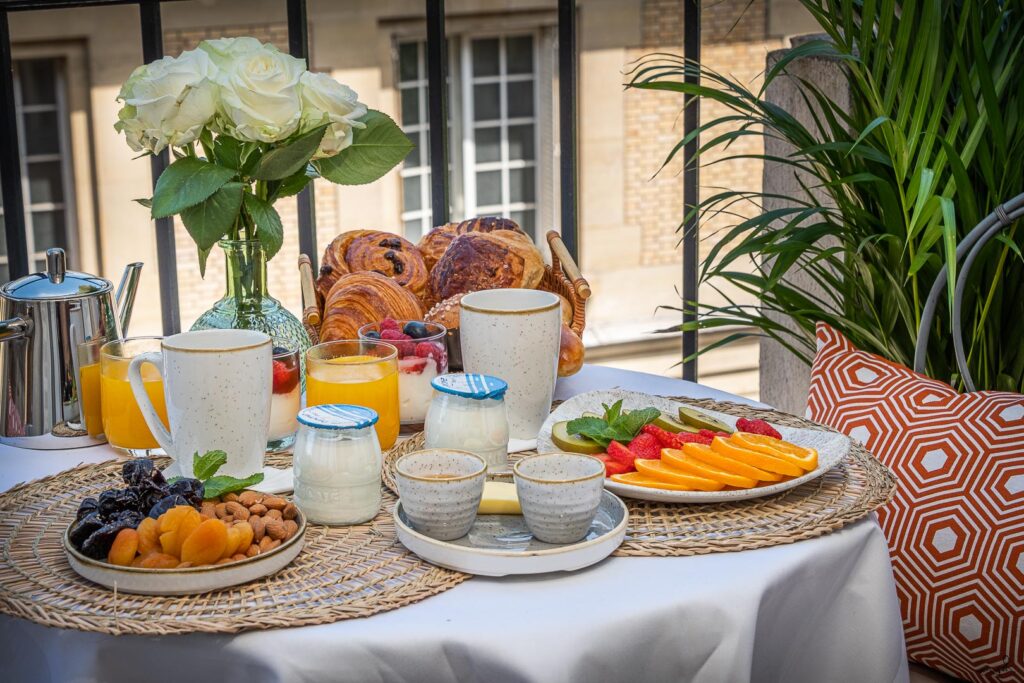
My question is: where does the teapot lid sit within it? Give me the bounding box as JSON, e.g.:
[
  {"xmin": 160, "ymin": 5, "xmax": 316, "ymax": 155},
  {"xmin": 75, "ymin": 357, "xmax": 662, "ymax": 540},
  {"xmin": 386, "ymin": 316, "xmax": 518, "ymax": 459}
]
[{"xmin": 1, "ymin": 248, "xmax": 111, "ymax": 301}]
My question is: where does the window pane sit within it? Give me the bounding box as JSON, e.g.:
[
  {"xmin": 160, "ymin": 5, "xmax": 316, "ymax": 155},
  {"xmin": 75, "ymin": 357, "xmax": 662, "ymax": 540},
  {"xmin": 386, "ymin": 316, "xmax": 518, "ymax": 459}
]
[
  {"xmin": 398, "ymin": 43, "xmax": 419, "ymax": 82},
  {"xmin": 406, "ymin": 132, "xmax": 421, "ymax": 166},
  {"xmin": 404, "ymin": 219, "xmax": 423, "ymax": 242},
  {"xmin": 17, "ymin": 60, "xmax": 57, "ymax": 106},
  {"xmin": 24, "ymin": 111, "xmax": 60, "ymax": 156},
  {"xmin": 472, "ymin": 39, "xmax": 500, "ymax": 77},
  {"xmin": 400, "ymin": 88, "xmax": 420, "ymax": 126},
  {"xmin": 476, "ymin": 170, "xmax": 502, "ymax": 206},
  {"xmin": 473, "ymin": 83, "xmax": 500, "ymax": 121},
  {"xmin": 506, "ymin": 81, "xmax": 534, "ymax": 118},
  {"xmin": 510, "ymin": 209, "xmax": 535, "ymax": 237},
  {"xmin": 31, "ymin": 209, "xmax": 66, "ymax": 250},
  {"xmin": 474, "ymin": 127, "xmax": 500, "ymax": 163},
  {"xmin": 28, "ymin": 160, "xmax": 64, "ymax": 205},
  {"xmin": 506, "ymin": 36, "xmax": 533, "ymax": 75},
  {"xmin": 509, "ymin": 167, "xmax": 535, "ymax": 204},
  {"xmin": 403, "ymin": 175, "xmax": 422, "ymax": 213},
  {"xmin": 507, "ymin": 124, "xmax": 535, "ymax": 161}
]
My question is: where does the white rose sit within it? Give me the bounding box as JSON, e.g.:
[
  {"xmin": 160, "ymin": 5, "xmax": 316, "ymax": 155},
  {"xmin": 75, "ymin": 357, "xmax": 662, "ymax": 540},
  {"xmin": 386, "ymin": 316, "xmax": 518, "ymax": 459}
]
[
  {"xmin": 299, "ymin": 72, "xmax": 368, "ymax": 158},
  {"xmin": 114, "ymin": 48, "xmax": 218, "ymax": 154},
  {"xmin": 197, "ymin": 36, "xmax": 264, "ymax": 68},
  {"xmin": 215, "ymin": 44, "xmax": 306, "ymax": 143}
]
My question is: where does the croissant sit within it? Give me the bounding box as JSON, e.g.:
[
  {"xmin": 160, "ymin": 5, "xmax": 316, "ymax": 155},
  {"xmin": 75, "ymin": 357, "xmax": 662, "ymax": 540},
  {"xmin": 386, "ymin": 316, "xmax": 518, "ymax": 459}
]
[
  {"xmin": 320, "ymin": 272, "xmax": 424, "ymax": 342},
  {"xmin": 417, "ymin": 216, "xmax": 526, "ymax": 271},
  {"xmin": 558, "ymin": 324, "xmax": 585, "ymax": 377},
  {"xmin": 429, "ymin": 231, "xmax": 545, "ymax": 302},
  {"xmin": 317, "ymin": 230, "xmax": 428, "ymax": 303}
]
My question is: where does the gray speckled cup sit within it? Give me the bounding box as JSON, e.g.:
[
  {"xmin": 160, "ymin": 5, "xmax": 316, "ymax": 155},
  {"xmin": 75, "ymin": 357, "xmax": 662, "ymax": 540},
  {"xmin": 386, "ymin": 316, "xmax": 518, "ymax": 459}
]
[
  {"xmin": 395, "ymin": 449, "xmax": 487, "ymax": 541},
  {"xmin": 513, "ymin": 453, "xmax": 606, "ymax": 544}
]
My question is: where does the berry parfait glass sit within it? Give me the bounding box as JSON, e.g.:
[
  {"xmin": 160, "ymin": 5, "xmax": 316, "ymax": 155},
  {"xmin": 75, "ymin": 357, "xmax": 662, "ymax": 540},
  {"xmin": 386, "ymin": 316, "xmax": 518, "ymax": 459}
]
[
  {"xmin": 358, "ymin": 319, "xmax": 447, "ymax": 433},
  {"xmin": 268, "ymin": 346, "xmax": 301, "ymax": 452}
]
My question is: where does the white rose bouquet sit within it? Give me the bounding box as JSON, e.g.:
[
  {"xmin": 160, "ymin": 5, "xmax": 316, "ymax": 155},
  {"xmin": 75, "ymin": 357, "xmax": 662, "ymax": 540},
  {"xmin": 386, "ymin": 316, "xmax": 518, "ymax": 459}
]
[{"xmin": 116, "ymin": 37, "xmax": 412, "ymax": 273}]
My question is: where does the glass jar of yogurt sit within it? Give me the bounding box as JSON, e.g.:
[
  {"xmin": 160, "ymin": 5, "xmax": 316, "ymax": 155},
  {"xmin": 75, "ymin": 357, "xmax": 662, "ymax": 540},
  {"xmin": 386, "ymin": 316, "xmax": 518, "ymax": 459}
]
[
  {"xmin": 293, "ymin": 404, "xmax": 382, "ymax": 525},
  {"xmin": 425, "ymin": 374, "xmax": 510, "ymax": 471},
  {"xmin": 267, "ymin": 346, "xmax": 301, "ymax": 453}
]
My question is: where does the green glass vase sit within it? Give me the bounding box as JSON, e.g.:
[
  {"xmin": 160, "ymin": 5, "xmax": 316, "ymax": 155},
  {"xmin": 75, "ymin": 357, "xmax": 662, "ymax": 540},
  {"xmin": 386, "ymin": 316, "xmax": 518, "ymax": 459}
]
[{"xmin": 191, "ymin": 240, "xmax": 311, "ymax": 365}]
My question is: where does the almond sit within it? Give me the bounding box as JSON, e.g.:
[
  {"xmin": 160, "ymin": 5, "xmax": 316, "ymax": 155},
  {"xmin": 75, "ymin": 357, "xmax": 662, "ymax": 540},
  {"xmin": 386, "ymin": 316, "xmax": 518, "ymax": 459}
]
[
  {"xmin": 263, "ymin": 496, "xmax": 287, "ymax": 511},
  {"xmin": 221, "ymin": 515, "xmax": 233, "ymax": 524},
  {"xmin": 245, "ymin": 543, "xmax": 260, "ymax": 557},
  {"xmin": 216, "ymin": 557, "xmax": 234, "ymax": 565},
  {"xmin": 214, "ymin": 502, "xmax": 229, "ymax": 519},
  {"xmin": 259, "ymin": 536, "xmax": 274, "ymax": 552},
  {"xmin": 250, "ymin": 515, "xmax": 265, "ymax": 541},
  {"xmin": 238, "ymin": 490, "xmax": 261, "ymax": 507},
  {"xmin": 283, "ymin": 520, "xmax": 299, "ymax": 539},
  {"xmin": 265, "ymin": 519, "xmax": 286, "ymax": 541},
  {"xmin": 231, "ymin": 553, "xmax": 247, "ymax": 562},
  {"xmin": 265, "ymin": 509, "xmax": 283, "ymax": 521},
  {"xmin": 225, "ymin": 501, "xmax": 250, "ymax": 520},
  {"xmin": 268, "ymin": 539, "xmax": 281, "ymax": 550},
  {"xmin": 223, "ymin": 492, "xmax": 240, "ymax": 503},
  {"xmin": 248, "ymin": 503, "xmax": 267, "ymax": 516},
  {"xmin": 283, "ymin": 503, "xmax": 297, "ymax": 520},
  {"xmin": 200, "ymin": 501, "xmax": 217, "ymax": 518}
]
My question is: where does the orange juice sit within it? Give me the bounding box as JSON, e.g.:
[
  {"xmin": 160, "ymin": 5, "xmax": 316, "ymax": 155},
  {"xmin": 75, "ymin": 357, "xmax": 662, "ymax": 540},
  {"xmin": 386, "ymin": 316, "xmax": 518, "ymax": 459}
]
[
  {"xmin": 100, "ymin": 359, "xmax": 169, "ymax": 450},
  {"xmin": 307, "ymin": 354, "xmax": 399, "ymax": 448},
  {"xmin": 78, "ymin": 362, "xmax": 103, "ymax": 437}
]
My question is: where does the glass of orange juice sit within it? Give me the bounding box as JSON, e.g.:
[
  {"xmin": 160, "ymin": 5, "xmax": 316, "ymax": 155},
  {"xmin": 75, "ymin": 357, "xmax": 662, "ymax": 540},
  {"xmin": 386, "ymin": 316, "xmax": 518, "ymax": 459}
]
[
  {"xmin": 100, "ymin": 337, "xmax": 169, "ymax": 457},
  {"xmin": 306, "ymin": 340, "xmax": 400, "ymax": 449},
  {"xmin": 76, "ymin": 337, "xmax": 107, "ymax": 438}
]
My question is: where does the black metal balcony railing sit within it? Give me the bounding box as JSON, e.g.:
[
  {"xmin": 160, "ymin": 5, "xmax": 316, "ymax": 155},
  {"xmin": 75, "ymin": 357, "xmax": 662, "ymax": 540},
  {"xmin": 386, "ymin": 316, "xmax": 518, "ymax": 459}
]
[{"xmin": 0, "ymin": 0, "xmax": 701, "ymax": 380}]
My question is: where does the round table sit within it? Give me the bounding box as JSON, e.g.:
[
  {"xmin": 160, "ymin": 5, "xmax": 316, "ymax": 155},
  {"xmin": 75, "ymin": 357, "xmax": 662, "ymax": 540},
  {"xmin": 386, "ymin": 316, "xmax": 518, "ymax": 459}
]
[{"xmin": 0, "ymin": 365, "xmax": 909, "ymax": 683}]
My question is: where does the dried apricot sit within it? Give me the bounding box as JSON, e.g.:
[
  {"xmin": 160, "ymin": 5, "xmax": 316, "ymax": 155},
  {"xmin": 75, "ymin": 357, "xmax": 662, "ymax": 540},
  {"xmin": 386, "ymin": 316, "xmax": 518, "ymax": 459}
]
[
  {"xmin": 234, "ymin": 521, "xmax": 254, "ymax": 552},
  {"xmin": 171, "ymin": 508, "xmax": 203, "ymax": 556},
  {"xmin": 106, "ymin": 528, "xmax": 139, "ymax": 566},
  {"xmin": 159, "ymin": 530, "xmax": 177, "ymax": 556},
  {"xmin": 158, "ymin": 505, "xmax": 194, "ymax": 534},
  {"xmin": 180, "ymin": 518, "xmax": 228, "ymax": 565},
  {"xmin": 222, "ymin": 525, "xmax": 243, "ymax": 559},
  {"xmin": 139, "ymin": 552, "xmax": 178, "ymax": 569},
  {"xmin": 136, "ymin": 517, "xmax": 160, "ymax": 556}
]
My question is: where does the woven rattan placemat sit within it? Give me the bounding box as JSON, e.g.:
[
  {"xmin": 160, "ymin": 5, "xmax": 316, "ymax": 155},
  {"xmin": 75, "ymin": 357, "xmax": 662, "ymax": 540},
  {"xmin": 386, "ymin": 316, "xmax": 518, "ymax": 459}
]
[
  {"xmin": 384, "ymin": 398, "xmax": 896, "ymax": 557},
  {"xmin": 0, "ymin": 453, "xmax": 467, "ymax": 635}
]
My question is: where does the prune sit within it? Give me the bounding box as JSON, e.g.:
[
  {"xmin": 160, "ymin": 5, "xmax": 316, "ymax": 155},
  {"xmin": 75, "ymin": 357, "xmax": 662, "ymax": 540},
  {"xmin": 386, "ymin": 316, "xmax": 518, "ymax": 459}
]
[
  {"xmin": 75, "ymin": 497, "xmax": 99, "ymax": 522},
  {"xmin": 147, "ymin": 494, "xmax": 191, "ymax": 519},
  {"xmin": 68, "ymin": 511, "xmax": 105, "ymax": 548},
  {"xmin": 80, "ymin": 510, "xmax": 143, "ymax": 560},
  {"xmin": 122, "ymin": 459, "xmax": 166, "ymax": 489},
  {"xmin": 166, "ymin": 478, "xmax": 204, "ymax": 507},
  {"xmin": 136, "ymin": 483, "xmax": 169, "ymax": 513},
  {"xmin": 97, "ymin": 488, "xmax": 141, "ymax": 519}
]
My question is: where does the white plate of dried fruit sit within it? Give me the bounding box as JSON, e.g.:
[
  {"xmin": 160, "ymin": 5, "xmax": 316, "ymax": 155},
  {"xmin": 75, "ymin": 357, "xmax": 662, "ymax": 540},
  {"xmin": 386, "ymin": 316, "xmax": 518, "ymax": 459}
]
[
  {"xmin": 63, "ymin": 454, "xmax": 305, "ymax": 596},
  {"xmin": 537, "ymin": 390, "xmax": 851, "ymax": 504}
]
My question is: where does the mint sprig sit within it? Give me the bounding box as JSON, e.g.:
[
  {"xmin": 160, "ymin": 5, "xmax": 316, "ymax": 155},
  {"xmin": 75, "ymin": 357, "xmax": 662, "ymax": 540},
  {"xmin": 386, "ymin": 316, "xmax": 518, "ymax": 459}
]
[
  {"xmin": 190, "ymin": 450, "xmax": 264, "ymax": 500},
  {"xmin": 566, "ymin": 401, "xmax": 661, "ymax": 448}
]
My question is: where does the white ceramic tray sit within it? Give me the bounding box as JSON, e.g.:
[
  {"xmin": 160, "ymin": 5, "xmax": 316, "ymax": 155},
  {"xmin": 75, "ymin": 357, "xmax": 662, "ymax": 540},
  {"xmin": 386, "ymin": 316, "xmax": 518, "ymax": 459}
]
[
  {"xmin": 537, "ymin": 390, "xmax": 851, "ymax": 504},
  {"xmin": 63, "ymin": 510, "xmax": 306, "ymax": 596},
  {"xmin": 394, "ymin": 490, "xmax": 627, "ymax": 576}
]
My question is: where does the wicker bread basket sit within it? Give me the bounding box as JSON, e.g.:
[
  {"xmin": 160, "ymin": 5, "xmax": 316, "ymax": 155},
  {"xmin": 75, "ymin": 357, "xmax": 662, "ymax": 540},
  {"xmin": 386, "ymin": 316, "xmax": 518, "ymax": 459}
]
[{"xmin": 298, "ymin": 230, "xmax": 591, "ymax": 347}]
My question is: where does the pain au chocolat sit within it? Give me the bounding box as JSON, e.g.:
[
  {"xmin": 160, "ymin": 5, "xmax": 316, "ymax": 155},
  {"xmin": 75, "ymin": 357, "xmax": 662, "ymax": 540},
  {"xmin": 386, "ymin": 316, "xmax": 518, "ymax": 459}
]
[{"xmin": 316, "ymin": 230, "xmax": 429, "ymax": 303}]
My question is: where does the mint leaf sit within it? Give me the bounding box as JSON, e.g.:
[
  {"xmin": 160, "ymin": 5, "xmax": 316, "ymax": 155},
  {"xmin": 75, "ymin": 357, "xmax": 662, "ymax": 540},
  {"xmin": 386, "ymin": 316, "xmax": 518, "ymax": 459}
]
[
  {"xmin": 202, "ymin": 472, "xmax": 265, "ymax": 499},
  {"xmin": 602, "ymin": 400, "xmax": 623, "ymax": 423},
  {"xmin": 193, "ymin": 450, "xmax": 228, "ymax": 480},
  {"xmin": 616, "ymin": 407, "xmax": 662, "ymax": 439}
]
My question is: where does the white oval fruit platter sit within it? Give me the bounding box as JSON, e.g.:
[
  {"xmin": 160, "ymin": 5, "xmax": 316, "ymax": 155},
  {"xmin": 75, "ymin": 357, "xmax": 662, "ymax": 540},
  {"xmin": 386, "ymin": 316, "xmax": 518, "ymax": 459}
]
[{"xmin": 537, "ymin": 390, "xmax": 851, "ymax": 504}]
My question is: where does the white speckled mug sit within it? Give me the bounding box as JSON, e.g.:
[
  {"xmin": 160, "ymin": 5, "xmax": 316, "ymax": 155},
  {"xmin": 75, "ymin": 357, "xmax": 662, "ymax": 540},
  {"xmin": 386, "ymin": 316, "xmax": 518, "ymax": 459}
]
[
  {"xmin": 459, "ymin": 289, "xmax": 561, "ymax": 440},
  {"xmin": 395, "ymin": 449, "xmax": 487, "ymax": 540},
  {"xmin": 128, "ymin": 329, "xmax": 272, "ymax": 479},
  {"xmin": 513, "ymin": 453, "xmax": 605, "ymax": 544}
]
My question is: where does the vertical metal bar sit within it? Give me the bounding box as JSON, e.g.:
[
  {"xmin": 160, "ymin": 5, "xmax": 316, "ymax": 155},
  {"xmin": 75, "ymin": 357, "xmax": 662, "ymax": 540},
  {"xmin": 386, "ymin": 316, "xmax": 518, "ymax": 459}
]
[
  {"xmin": 287, "ymin": 0, "xmax": 318, "ymax": 271},
  {"xmin": 139, "ymin": 0, "xmax": 180, "ymax": 334},
  {"xmin": 681, "ymin": 0, "xmax": 700, "ymax": 381},
  {"xmin": 425, "ymin": 0, "xmax": 450, "ymax": 225},
  {"xmin": 557, "ymin": 0, "xmax": 578, "ymax": 261},
  {"xmin": 0, "ymin": 9, "xmax": 30, "ymax": 279}
]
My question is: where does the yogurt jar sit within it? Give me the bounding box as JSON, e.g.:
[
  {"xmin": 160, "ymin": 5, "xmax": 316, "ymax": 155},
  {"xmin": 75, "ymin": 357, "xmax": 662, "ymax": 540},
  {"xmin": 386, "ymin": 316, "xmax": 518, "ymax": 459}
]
[
  {"xmin": 292, "ymin": 404, "xmax": 382, "ymax": 525},
  {"xmin": 424, "ymin": 373, "xmax": 510, "ymax": 471}
]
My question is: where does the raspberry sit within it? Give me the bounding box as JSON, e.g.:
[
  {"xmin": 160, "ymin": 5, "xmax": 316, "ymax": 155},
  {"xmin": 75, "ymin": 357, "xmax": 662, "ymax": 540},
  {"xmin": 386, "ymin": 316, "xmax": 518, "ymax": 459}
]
[
  {"xmin": 677, "ymin": 431, "xmax": 713, "ymax": 446},
  {"xmin": 627, "ymin": 432, "xmax": 661, "ymax": 459},
  {"xmin": 395, "ymin": 341, "xmax": 416, "ymax": 357},
  {"xmin": 736, "ymin": 417, "xmax": 782, "ymax": 440},
  {"xmin": 380, "ymin": 329, "xmax": 405, "ymax": 341},
  {"xmin": 415, "ymin": 342, "xmax": 440, "ymax": 358},
  {"xmin": 641, "ymin": 424, "xmax": 677, "ymax": 448},
  {"xmin": 380, "ymin": 318, "xmax": 399, "ymax": 331}
]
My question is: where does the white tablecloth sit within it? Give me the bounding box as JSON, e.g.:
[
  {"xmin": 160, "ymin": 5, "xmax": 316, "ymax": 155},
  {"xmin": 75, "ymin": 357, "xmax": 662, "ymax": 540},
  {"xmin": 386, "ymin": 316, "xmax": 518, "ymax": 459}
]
[{"xmin": 0, "ymin": 365, "xmax": 908, "ymax": 683}]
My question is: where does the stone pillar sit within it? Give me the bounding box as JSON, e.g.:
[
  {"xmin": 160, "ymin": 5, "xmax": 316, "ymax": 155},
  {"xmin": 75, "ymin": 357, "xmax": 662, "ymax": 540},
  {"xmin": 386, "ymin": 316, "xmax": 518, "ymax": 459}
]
[{"xmin": 759, "ymin": 35, "xmax": 849, "ymax": 415}]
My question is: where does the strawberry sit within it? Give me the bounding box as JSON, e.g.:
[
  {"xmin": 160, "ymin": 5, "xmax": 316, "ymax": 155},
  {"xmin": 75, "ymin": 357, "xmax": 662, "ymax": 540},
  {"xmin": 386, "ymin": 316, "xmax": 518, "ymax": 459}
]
[
  {"xmin": 380, "ymin": 318, "xmax": 400, "ymax": 331},
  {"xmin": 736, "ymin": 417, "xmax": 782, "ymax": 440},
  {"xmin": 678, "ymin": 431, "xmax": 713, "ymax": 445},
  {"xmin": 606, "ymin": 440, "xmax": 636, "ymax": 469},
  {"xmin": 596, "ymin": 453, "xmax": 632, "ymax": 477},
  {"xmin": 271, "ymin": 360, "xmax": 298, "ymax": 394},
  {"xmin": 398, "ymin": 356, "xmax": 429, "ymax": 374},
  {"xmin": 627, "ymin": 432, "xmax": 661, "ymax": 459}
]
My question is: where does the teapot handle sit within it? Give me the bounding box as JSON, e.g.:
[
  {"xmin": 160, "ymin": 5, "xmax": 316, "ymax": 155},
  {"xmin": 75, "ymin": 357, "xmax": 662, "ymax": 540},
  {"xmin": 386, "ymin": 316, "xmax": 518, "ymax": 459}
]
[{"xmin": 127, "ymin": 352, "xmax": 173, "ymax": 453}]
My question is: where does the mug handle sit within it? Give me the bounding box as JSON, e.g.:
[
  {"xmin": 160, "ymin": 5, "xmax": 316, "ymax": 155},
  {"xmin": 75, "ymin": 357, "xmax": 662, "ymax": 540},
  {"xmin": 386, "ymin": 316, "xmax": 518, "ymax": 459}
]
[{"xmin": 127, "ymin": 351, "xmax": 173, "ymax": 453}]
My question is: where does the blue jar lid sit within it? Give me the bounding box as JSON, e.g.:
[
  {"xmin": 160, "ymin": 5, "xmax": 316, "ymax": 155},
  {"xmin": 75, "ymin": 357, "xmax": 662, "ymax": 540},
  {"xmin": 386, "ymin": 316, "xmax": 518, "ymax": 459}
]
[
  {"xmin": 297, "ymin": 404, "xmax": 379, "ymax": 430},
  {"xmin": 431, "ymin": 373, "xmax": 508, "ymax": 400}
]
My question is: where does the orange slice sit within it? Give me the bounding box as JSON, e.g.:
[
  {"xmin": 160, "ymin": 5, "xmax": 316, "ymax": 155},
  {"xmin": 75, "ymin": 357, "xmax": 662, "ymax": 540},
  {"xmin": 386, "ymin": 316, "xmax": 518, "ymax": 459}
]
[
  {"xmin": 710, "ymin": 437, "xmax": 803, "ymax": 476},
  {"xmin": 610, "ymin": 472, "xmax": 714, "ymax": 491},
  {"xmin": 662, "ymin": 448, "xmax": 759, "ymax": 488},
  {"xmin": 634, "ymin": 459, "xmax": 724, "ymax": 491},
  {"xmin": 730, "ymin": 432, "xmax": 818, "ymax": 471},
  {"xmin": 679, "ymin": 443, "xmax": 782, "ymax": 482}
]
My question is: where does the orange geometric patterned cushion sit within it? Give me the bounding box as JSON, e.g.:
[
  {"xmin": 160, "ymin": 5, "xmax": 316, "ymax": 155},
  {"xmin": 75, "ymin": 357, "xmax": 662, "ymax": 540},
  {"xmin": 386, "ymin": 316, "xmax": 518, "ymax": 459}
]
[{"xmin": 807, "ymin": 323, "xmax": 1023, "ymax": 682}]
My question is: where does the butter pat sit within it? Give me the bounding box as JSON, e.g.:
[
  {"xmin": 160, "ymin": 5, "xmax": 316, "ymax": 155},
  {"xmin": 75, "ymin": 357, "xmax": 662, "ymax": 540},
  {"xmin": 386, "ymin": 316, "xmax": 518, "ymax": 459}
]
[{"xmin": 478, "ymin": 481, "xmax": 521, "ymax": 515}]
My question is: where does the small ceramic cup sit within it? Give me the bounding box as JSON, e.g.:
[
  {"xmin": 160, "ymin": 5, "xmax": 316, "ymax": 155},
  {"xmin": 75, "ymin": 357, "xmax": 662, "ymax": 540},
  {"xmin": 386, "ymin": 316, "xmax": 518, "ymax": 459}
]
[
  {"xmin": 395, "ymin": 449, "xmax": 487, "ymax": 541},
  {"xmin": 513, "ymin": 453, "xmax": 606, "ymax": 544}
]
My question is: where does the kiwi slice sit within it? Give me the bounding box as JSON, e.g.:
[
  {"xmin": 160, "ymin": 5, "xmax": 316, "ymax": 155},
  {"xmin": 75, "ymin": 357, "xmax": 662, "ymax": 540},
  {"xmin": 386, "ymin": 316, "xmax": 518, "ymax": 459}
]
[
  {"xmin": 550, "ymin": 421, "xmax": 605, "ymax": 454},
  {"xmin": 677, "ymin": 407, "xmax": 734, "ymax": 434},
  {"xmin": 652, "ymin": 412, "xmax": 699, "ymax": 434}
]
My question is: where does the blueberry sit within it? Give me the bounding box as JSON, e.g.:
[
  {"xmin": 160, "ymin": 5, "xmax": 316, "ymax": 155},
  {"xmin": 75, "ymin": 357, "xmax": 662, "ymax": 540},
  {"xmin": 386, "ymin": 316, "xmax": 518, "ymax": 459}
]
[
  {"xmin": 364, "ymin": 330, "xmax": 381, "ymax": 340},
  {"xmin": 403, "ymin": 321, "xmax": 429, "ymax": 339},
  {"xmin": 272, "ymin": 345, "xmax": 291, "ymax": 356}
]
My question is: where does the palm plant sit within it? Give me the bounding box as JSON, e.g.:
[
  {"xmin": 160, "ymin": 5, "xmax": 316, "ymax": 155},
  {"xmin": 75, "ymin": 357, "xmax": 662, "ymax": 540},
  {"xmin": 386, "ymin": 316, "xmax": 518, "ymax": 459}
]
[{"xmin": 627, "ymin": 0, "xmax": 1024, "ymax": 391}]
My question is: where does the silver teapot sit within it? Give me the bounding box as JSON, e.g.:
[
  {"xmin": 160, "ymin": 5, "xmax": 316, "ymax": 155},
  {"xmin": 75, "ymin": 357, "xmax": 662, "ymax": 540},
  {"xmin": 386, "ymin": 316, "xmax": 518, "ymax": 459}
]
[{"xmin": 0, "ymin": 248, "xmax": 142, "ymax": 447}]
